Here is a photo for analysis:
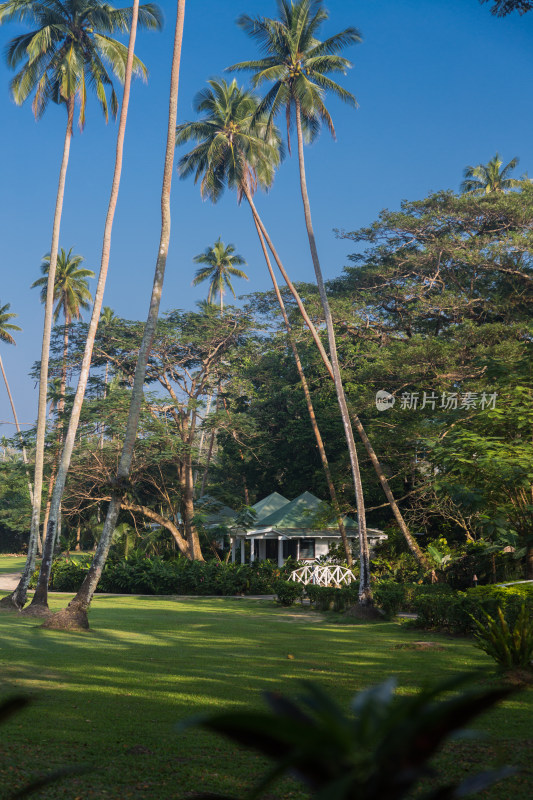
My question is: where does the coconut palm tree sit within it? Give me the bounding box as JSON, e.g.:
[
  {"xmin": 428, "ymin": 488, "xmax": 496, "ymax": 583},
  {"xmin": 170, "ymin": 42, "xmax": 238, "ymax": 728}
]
[
  {"xmin": 99, "ymin": 307, "xmax": 118, "ymax": 447},
  {"xmin": 228, "ymin": 1, "xmax": 434, "ymax": 599},
  {"xmin": 42, "ymin": 0, "xmax": 186, "ymax": 630},
  {"xmin": 460, "ymin": 153, "xmax": 526, "ymax": 195},
  {"xmin": 24, "ymin": 2, "xmax": 164, "ymax": 618},
  {"xmin": 176, "ymin": 78, "xmax": 356, "ymax": 564},
  {"xmin": 30, "ymin": 249, "xmax": 94, "ymax": 559},
  {"xmin": 0, "ymin": 0, "xmax": 162, "ymax": 612},
  {"xmin": 193, "ymin": 239, "xmax": 248, "ymax": 316},
  {"xmin": 32, "ymin": 248, "xmax": 95, "ymax": 417},
  {"xmin": 227, "ymin": 0, "xmax": 373, "ymax": 600}
]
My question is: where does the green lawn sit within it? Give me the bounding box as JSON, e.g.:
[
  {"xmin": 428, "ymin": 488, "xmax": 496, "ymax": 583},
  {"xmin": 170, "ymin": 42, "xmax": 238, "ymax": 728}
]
[
  {"xmin": 0, "ymin": 554, "xmax": 27, "ymax": 574},
  {"xmin": 0, "ymin": 592, "xmax": 531, "ymax": 799}
]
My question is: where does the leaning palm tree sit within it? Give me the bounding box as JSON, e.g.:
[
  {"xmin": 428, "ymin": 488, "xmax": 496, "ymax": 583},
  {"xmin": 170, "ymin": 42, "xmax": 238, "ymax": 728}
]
[
  {"xmin": 0, "ymin": 303, "xmax": 33, "ymax": 508},
  {"xmin": 176, "ymin": 78, "xmax": 355, "ymax": 565},
  {"xmin": 230, "ymin": 1, "xmax": 432, "ymax": 596},
  {"xmin": 193, "ymin": 239, "xmax": 248, "ymax": 316},
  {"xmin": 0, "ymin": 0, "xmax": 162, "ymax": 612},
  {"xmin": 43, "ymin": 0, "xmax": 187, "ymax": 630},
  {"xmin": 31, "ymin": 248, "xmax": 94, "ymax": 557},
  {"xmin": 460, "ymin": 153, "xmax": 526, "ymax": 195},
  {"xmin": 24, "ymin": 1, "xmax": 164, "ymax": 618},
  {"xmin": 32, "ymin": 248, "xmax": 95, "ymax": 418},
  {"xmin": 227, "ymin": 2, "xmax": 375, "ymax": 600}
]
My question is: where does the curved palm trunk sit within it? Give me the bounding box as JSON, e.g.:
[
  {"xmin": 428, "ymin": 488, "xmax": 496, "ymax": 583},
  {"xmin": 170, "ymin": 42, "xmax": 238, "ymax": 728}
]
[
  {"xmin": 1, "ymin": 97, "xmax": 74, "ymax": 612},
  {"xmin": 293, "ymin": 102, "xmax": 371, "ymax": 602},
  {"xmin": 252, "ymin": 216, "xmax": 353, "ymax": 565},
  {"xmin": 25, "ymin": 0, "xmax": 143, "ymax": 615},
  {"xmin": 42, "ymin": 0, "xmax": 187, "ymax": 630},
  {"xmin": 0, "ymin": 353, "xmax": 35, "ymax": 526},
  {"xmin": 244, "ymin": 184, "xmax": 429, "ymax": 572}
]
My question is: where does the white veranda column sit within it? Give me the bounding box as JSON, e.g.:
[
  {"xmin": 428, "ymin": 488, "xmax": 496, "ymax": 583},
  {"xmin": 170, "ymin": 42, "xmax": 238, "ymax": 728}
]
[
  {"xmin": 240, "ymin": 538, "xmax": 245, "ymax": 564},
  {"xmin": 231, "ymin": 537, "xmax": 236, "ymax": 564},
  {"xmin": 250, "ymin": 538, "xmax": 255, "ymax": 563},
  {"xmin": 277, "ymin": 536, "xmax": 283, "ymax": 567}
]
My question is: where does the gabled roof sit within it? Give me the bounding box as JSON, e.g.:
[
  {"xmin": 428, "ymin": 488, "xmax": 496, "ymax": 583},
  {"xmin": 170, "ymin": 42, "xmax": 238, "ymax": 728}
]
[
  {"xmin": 257, "ymin": 491, "xmax": 357, "ymax": 531},
  {"xmin": 252, "ymin": 491, "xmax": 290, "ymax": 521}
]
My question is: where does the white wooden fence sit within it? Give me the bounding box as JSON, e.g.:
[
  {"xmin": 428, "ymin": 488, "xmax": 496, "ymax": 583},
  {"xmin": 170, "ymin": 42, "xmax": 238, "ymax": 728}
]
[{"xmin": 289, "ymin": 564, "xmax": 356, "ymax": 588}]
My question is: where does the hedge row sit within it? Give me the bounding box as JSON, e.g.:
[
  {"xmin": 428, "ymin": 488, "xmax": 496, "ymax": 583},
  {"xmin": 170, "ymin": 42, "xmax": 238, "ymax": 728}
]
[{"xmin": 30, "ymin": 555, "xmax": 297, "ymax": 596}]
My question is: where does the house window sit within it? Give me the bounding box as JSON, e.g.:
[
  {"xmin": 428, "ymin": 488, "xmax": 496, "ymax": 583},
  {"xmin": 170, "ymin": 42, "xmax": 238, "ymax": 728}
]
[
  {"xmin": 299, "ymin": 538, "xmax": 315, "ymax": 559},
  {"xmin": 283, "ymin": 540, "xmax": 298, "ymax": 560}
]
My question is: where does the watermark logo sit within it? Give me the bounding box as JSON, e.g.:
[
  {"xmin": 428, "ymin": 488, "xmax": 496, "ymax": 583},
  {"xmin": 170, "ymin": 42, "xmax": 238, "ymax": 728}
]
[
  {"xmin": 376, "ymin": 390, "xmax": 498, "ymax": 412},
  {"xmin": 375, "ymin": 390, "xmax": 396, "ymax": 411}
]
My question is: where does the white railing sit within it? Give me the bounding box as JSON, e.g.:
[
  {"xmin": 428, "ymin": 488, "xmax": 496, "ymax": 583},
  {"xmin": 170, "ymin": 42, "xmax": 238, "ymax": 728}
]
[{"xmin": 289, "ymin": 564, "xmax": 356, "ymax": 588}]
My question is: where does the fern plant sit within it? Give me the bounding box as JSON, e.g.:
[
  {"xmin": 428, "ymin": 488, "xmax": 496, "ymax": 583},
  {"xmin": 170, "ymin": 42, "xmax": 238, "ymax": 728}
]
[{"xmin": 472, "ymin": 604, "xmax": 533, "ymax": 670}]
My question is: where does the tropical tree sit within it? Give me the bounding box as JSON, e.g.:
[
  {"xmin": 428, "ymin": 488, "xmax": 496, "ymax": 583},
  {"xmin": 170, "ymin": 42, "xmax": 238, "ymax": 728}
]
[
  {"xmin": 24, "ymin": 1, "xmax": 164, "ymax": 618},
  {"xmin": 228, "ymin": 0, "xmax": 375, "ymax": 598},
  {"xmin": 0, "ymin": 0, "xmax": 162, "ymax": 612},
  {"xmin": 43, "ymin": 0, "xmax": 186, "ymax": 630},
  {"xmin": 481, "ymin": 0, "xmax": 533, "ymax": 15},
  {"xmin": 193, "ymin": 238, "xmax": 248, "ymax": 316},
  {"xmin": 461, "ymin": 153, "xmax": 526, "ymax": 195},
  {"xmin": 176, "ymin": 78, "xmax": 356, "ymax": 563},
  {"xmin": 32, "ymin": 248, "xmax": 94, "ymax": 417}
]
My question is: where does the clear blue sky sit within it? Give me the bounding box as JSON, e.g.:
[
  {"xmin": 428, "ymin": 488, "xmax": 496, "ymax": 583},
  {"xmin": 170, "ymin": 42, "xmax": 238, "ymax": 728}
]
[{"xmin": 1, "ymin": 0, "xmax": 532, "ymax": 432}]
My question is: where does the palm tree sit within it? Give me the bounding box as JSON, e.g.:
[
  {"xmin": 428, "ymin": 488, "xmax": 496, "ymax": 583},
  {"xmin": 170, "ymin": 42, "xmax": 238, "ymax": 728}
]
[
  {"xmin": 43, "ymin": 0, "xmax": 187, "ymax": 630},
  {"xmin": 24, "ymin": 2, "xmax": 164, "ymax": 618},
  {"xmin": 193, "ymin": 239, "xmax": 248, "ymax": 316},
  {"xmin": 176, "ymin": 78, "xmax": 355, "ymax": 563},
  {"xmin": 460, "ymin": 153, "xmax": 526, "ymax": 195},
  {"xmin": 230, "ymin": 1, "xmax": 431, "ymax": 599},
  {"xmin": 31, "ymin": 249, "xmax": 94, "ymax": 559},
  {"xmin": 32, "ymin": 248, "xmax": 95, "ymax": 418},
  {"xmin": 0, "ymin": 0, "xmax": 162, "ymax": 612}
]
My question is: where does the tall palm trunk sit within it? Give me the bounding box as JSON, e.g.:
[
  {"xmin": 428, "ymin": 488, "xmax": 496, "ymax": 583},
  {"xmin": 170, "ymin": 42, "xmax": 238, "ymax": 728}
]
[
  {"xmin": 293, "ymin": 101, "xmax": 370, "ymax": 602},
  {"xmin": 25, "ymin": 0, "xmax": 143, "ymax": 616},
  {"xmin": 253, "ymin": 216, "xmax": 353, "ymax": 565},
  {"xmin": 193, "ymin": 390, "xmax": 213, "ymax": 488},
  {"xmin": 0, "ymin": 354, "xmax": 35, "ymax": 537},
  {"xmin": 244, "ymin": 183, "xmax": 429, "ymax": 572},
  {"xmin": 1, "ymin": 97, "xmax": 74, "ymax": 611},
  {"xmin": 43, "ymin": 0, "xmax": 187, "ymax": 630}
]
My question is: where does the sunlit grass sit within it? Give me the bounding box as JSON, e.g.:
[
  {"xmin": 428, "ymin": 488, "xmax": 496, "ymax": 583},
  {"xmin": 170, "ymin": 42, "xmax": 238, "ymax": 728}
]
[{"xmin": 0, "ymin": 592, "xmax": 531, "ymax": 799}]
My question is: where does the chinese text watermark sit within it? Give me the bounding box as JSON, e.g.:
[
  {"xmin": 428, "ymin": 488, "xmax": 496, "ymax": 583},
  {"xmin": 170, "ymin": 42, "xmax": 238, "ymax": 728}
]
[{"xmin": 375, "ymin": 390, "xmax": 498, "ymax": 412}]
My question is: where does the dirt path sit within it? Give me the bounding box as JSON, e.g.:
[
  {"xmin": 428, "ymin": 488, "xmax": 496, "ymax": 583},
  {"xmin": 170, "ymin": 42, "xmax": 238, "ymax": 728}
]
[{"xmin": 0, "ymin": 573, "xmax": 21, "ymax": 591}]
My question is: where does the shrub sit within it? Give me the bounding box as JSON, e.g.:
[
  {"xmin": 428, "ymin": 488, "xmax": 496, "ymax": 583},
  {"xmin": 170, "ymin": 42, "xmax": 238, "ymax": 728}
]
[
  {"xmin": 305, "ymin": 583, "xmax": 359, "ymax": 612},
  {"xmin": 472, "ymin": 605, "xmax": 533, "ymax": 671},
  {"xmin": 412, "ymin": 584, "xmax": 533, "ymax": 635},
  {"xmin": 373, "ymin": 582, "xmax": 405, "ymax": 619},
  {"xmin": 274, "ymin": 580, "xmax": 303, "ymax": 606}
]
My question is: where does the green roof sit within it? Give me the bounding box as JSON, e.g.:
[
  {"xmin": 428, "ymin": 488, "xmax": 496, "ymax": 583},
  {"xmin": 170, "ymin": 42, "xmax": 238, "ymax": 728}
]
[
  {"xmin": 252, "ymin": 492, "xmax": 290, "ymax": 521},
  {"xmin": 257, "ymin": 491, "xmax": 357, "ymax": 531}
]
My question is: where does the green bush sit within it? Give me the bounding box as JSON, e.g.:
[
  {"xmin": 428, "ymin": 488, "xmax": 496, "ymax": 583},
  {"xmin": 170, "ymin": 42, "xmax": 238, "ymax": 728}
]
[
  {"xmin": 274, "ymin": 580, "xmax": 303, "ymax": 606},
  {"xmin": 373, "ymin": 582, "xmax": 406, "ymax": 619},
  {"xmin": 412, "ymin": 584, "xmax": 533, "ymax": 635},
  {"xmin": 472, "ymin": 605, "xmax": 533, "ymax": 671},
  {"xmin": 304, "ymin": 583, "xmax": 359, "ymax": 612},
  {"xmin": 29, "ymin": 555, "xmax": 301, "ymax": 596}
]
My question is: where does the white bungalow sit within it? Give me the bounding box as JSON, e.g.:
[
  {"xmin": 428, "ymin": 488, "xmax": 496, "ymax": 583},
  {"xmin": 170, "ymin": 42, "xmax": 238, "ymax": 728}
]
[{"xmin": 229, "ymin": 491, "xmax": 386, "ymax": 566}]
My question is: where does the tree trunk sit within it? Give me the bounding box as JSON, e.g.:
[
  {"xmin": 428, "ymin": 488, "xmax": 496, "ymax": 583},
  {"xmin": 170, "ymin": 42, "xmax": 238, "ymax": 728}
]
[
  {"xmin": 0, "ymin": 354, "xmax": 34, "ymax": 506},
  {"xmin": 99, "ymin": 360, "xmax": 109, "ymax": 449},
  {"xmin": 193, "ymin": 390, "xmax": 213, "ymax": 488},
  {"xmin": 293, "ymin": 101, "xmax": 371, "ymax": 602},
  {"xmin": 182, "ymin": 454, "xmax": 203, "ymax": 560},
  {"xmin": 252, "ymin": 216, "xmax": 353, "ymax": 565},
  {"xmin": 25, "ymin": 1, "xmax": 143, "ymax": 616},
  {"xmin": 199, "ymin": 389, "xmax": 219, "ymax": 497},
  {"xmin": 1, "ymin": 97, "xmax": 74, "ymax": 612},
  {"xmin": 42, "ymin": 0, "xmax": 187, "ymax": 630}
]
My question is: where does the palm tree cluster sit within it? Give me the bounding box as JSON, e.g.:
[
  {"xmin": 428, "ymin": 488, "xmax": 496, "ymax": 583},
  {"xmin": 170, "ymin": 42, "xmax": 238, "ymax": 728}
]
[{"xmin": 0, "ymin": 0, "xmax": 528, "ymax": 627}]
